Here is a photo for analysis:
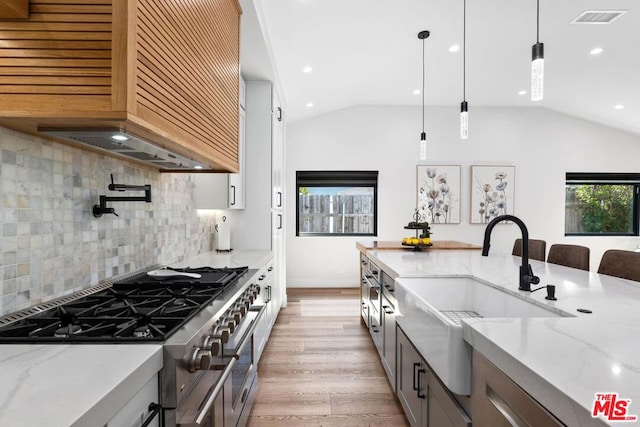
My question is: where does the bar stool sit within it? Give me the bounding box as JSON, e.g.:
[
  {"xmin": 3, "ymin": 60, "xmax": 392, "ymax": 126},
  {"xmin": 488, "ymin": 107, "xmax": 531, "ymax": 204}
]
[
  {"xmin": 512, "ymin": 238, "xmax": 546, "ymax": 262},
  {"xmin": 597, "ymin": 249, "xmax": 640, "ymax": 282},
  {"xmin": 547, "ymin": 244, "xmax": 590, "ymax": 271}
]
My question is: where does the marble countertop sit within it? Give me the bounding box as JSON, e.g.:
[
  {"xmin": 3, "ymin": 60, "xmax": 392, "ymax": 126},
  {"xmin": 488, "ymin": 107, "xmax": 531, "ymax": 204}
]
[
  {"xmin": 367, "ymin": 249, "xmax": 640, "ymax": 426},
  {"xmin": 0, "ymin": 344, "xmax": 162, "ymax": 427},
  {"xmin": 0, "ymin": 249, "xmax": 272, "ymax": 427}
]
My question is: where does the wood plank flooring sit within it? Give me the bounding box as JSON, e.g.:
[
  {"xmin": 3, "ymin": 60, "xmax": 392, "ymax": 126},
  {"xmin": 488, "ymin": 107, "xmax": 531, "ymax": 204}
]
[{"xmin": 247, "ymin": 288, "xmax": 409, "ymax": 426}]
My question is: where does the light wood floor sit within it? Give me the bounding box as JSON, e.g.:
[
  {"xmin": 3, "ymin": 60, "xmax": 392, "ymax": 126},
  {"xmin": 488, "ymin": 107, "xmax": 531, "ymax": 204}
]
[{"xmin": 247, "ymin": 288, "xmax": 409, "ymax": 426}]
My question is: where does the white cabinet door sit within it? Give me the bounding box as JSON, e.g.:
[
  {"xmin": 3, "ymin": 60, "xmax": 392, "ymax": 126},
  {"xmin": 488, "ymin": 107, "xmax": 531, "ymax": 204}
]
[
  {"xmin": 270, "ymin": 89, "xmax": 286, "ymax": 307},
  {"xmin": 192, "ymin": 173, "xmax": 229, "ymax": 209},
  {"xmin": 106, "ymin": 374, "xmax": 159, "ymax": 427},
  {"xmin": 228, "ymin": 107, "xmax": 245, "ymax": 209},
  {"xmin": 271, "ymin": 93, "xmax": 284, "ymax": 211},
  {"xmin": 193, "ymin": 78, "xmax": 245, "ymax": 210}
]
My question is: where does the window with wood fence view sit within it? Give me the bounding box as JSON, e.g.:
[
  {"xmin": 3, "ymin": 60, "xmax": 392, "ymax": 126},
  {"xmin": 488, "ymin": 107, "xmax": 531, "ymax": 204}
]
[{"xmin": 298, "ymin": 187, "xmax": 375, "ymax": 235}]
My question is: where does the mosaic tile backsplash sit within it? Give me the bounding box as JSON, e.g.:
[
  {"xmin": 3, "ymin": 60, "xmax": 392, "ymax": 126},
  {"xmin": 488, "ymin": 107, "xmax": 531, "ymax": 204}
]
[{"xmin": 0, "ymin": 126, "xmax": 218, "ymax": 316}]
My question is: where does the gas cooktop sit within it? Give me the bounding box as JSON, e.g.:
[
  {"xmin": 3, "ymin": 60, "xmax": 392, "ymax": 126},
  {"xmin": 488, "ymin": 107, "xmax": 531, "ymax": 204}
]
[{"xmin": 0, "ymin": 266, "xmax": 249, "ymax": 343}]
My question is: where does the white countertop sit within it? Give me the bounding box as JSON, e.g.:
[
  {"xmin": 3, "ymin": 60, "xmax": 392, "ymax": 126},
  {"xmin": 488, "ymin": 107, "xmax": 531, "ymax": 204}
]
[
  {"xmin": 367, "ymin": 249, "xmax": 640, "ymax": 426},
  {"xmin": 172, "ymin": 249, "xmax": 272, "ymax": 270},
  {"xmin": 0, "ymin": 250, "xmax": 272, "ymax": 427},
  {"xmin": 0, "ymin": 344, "xmax": 162, "ymax": 427}
]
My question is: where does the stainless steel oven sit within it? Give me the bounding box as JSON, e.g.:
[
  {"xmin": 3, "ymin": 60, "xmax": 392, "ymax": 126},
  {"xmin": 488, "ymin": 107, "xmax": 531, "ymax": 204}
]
[{"xmin": 173, "ymin": 303, "xmax": 265, "ymax": 427}]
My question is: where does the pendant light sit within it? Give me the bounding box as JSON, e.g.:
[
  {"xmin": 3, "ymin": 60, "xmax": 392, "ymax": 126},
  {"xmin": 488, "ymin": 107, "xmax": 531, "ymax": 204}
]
[
  {"xmin": 418, "ymin": 30, "xmax": 430, "ymax": 161},
  {"xmin": 460, "ymin": 0, "xmax": 468, "ymax": 139},
  {"xmin": 531, "ymin": 0, "xmax": 544, "ymax": 101}
]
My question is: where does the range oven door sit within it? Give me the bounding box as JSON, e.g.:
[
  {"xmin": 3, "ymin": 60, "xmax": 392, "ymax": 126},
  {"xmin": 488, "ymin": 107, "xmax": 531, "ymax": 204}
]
[
  {"xmin": 172, "ymin": 304, "xmax": 266, "ymax": 427},
  {"xmin": 224, "ymin": 304, "xmax": 264, "ymax": 427}
]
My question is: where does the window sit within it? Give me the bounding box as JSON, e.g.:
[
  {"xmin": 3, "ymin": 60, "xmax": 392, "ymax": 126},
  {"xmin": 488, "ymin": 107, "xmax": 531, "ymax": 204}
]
[
  {"xmin": 296, "ymin": 171, "xmax": 378, "ymax": 236},
  {"xmin": 565, "ymin": 173, "xmax": 640, "ymax": 236}
]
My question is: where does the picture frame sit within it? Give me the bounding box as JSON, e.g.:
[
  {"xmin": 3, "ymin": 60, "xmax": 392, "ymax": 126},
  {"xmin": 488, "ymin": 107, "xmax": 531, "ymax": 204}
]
[
  {"xmin": 416, "ymin": 165, "xmax": 461, "ymax": 224},
  {"xmin": 470, "ymin": 165, "xmax": 515, "ymax": 224}
]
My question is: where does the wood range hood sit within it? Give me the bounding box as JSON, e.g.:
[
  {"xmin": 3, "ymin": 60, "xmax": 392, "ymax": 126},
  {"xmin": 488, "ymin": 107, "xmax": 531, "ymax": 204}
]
[{"xmin": 0, "ymin": 0, "xmax": 241, "ymax": 172}]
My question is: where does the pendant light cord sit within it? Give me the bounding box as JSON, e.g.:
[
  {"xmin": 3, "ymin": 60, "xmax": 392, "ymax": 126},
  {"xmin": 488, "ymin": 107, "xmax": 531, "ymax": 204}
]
[
  {"xmin": 421, "ymin": 37, "xmax": 425, "ymax": 132},
  {"xmin": 463, "ymin": 0, "xmax": 466, "ymax": 102},
  {"xmin": 536, "ymin": 0, "xmax": 540, "ymax": 43}
]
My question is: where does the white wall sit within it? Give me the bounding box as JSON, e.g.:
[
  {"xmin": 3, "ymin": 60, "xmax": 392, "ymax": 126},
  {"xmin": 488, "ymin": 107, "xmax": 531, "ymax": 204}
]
[{"xmin": 286, "ymin": 105, "xmax": 640, "ymax": 288}]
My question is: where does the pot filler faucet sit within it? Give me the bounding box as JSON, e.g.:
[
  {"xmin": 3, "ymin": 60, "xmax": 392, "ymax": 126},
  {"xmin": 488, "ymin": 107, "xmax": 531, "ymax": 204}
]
[{"xmin": 481, "ymin": 214, "xmax": 540, "ymax": 291}]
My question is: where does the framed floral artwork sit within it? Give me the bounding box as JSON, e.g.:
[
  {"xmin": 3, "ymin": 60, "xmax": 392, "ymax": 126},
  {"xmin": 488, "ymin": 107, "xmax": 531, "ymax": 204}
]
[
  {"xmin": 416, "ymin": 165, "xmax": 461, "ymax": 224},
  {"xmin": 470, "ymin": 165, "xmax": 515, "ymax": 223}
]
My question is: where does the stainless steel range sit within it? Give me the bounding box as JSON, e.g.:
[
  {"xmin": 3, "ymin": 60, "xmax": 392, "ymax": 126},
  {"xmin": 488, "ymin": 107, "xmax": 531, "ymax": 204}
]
[{"xmin": 0, "ymin": 265, "xmax": 267, "ymax": 427}]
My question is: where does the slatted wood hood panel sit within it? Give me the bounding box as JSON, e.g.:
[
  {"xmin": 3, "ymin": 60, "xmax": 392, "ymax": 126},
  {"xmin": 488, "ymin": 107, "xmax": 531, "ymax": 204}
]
[{"xmin": 0, "ymin": 0, "xmax": 241, "ymax": 172}]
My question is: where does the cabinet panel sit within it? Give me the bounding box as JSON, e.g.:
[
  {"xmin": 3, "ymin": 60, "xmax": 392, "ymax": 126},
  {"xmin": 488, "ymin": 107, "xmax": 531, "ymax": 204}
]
[
  {"xmin": 428, "ymin": 371, "xmax": 471, "ymax": 427},
  {"xmin": 396, "ymin": 326, "xmax": 471, "ymax": 427},
  {"xmin": 228, "ymin": 107, "xmax": 245, "ymax": 208},
  {"xmin": 381, "ymin": 292, "xmax": 396, "ymax": 391},
  {"xmin": 106, "ymin": 373, "xmax": 159, "ymax": 427},
  {"xmin": 396, "ymin": 327, "xmax": 426, "ymax": 427},
  {"xmin": 192, "ymin": 83, "xmax": 245, "ymax": 209},
  {"xmin": 472, "ymin": 351, "xmax": 564, "ymax": 427},
  {"xmin": 369, "ymin": 306, "xmax": 382, "ymax": 354},
  {"xmin": 271, "ymin": 91, "xmax": 284, "ymax": 210}
]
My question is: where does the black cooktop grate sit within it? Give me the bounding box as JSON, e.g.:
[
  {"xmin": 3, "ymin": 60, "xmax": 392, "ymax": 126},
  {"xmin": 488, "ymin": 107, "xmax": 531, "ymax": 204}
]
[{"xmin": 0, "ymin": 266, "xmax": 249, "ymax": 343}]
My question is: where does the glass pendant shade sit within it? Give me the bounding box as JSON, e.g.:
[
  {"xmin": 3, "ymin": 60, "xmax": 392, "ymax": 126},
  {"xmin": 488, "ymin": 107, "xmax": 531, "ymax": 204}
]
[
  {"xmin": 460, "ymin": 101, "xmax": 468, "ymax": 139},
  {"xmin": 420, "ymin": 131, "xmax": 427, "ymax": 160},
  {"xmin": 531, "ymin": 43, "xmax": 544, "ymax": 101}
]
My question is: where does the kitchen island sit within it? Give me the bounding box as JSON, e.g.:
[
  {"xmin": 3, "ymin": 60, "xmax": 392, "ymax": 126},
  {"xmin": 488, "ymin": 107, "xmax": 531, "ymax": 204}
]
[
  {"xmin": 366, "ymin": 248, "xmax": 640, "ymax": 426},
  {"xmin": 0, "ymin": 249, "xmax": 272, "ymax": 427}
]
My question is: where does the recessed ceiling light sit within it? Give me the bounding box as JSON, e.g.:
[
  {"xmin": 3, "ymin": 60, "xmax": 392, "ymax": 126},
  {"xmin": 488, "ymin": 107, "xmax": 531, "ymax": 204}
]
[
  {"xmin": 614, "ymin": 104, "xmax": 625, "ymax": 110},
  {"xmin": 413, "ymin": 89, "xmax": 421, "ymax": 95},
  {"xmin": 590, "ymin": 47, "xmax": 604, "ymax": 55},
  {"xmin": 306, "ymin": 102, "xmax": 314, "ymax": 108},
  {"xmin": 302, "ymin": 66, "xmax": 313, "ymax": 73},
  {"xmin": 449, "ymin": 44, "xmax": 460, "ymax": 53},
  {"xmin": 518, "ymin": 90, "xmax": 527, "ymax": 96}
]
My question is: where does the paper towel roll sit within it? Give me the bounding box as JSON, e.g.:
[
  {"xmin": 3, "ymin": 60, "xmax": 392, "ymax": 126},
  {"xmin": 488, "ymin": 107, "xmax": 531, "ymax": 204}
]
[{"xmin": 215, "ymin": 218, "xmax": 231, "ymax": 251}]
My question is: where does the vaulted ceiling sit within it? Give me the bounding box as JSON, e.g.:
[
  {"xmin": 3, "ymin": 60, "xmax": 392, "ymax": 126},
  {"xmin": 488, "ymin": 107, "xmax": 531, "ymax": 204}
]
[{"xmin": 241, "ymin": 0, "xmax": 639, "ymax": 135}]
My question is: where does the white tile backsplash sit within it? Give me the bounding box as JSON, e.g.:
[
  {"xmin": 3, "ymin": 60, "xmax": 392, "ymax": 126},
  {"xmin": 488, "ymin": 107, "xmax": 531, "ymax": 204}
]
[{"xmin": 0, "ymin": 126, "xmax": 216, "ymax": 315}]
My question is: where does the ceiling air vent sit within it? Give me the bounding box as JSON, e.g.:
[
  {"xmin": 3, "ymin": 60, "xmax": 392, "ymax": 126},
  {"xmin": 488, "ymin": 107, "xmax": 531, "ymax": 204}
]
[{"xmin": 571, "ymin": 10, "xmax": 627, "ymax": 24}]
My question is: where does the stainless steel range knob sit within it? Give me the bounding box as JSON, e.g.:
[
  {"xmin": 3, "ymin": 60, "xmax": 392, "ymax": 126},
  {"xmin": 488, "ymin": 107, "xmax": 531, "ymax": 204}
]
[
  {"xmin": 230, "ymin": 311, "xmax": 242, "ymax": 324},
  {"xmin": 225, "ymin": 317, "xmax": 237, "ymax": 333},
  {"xmin": 188, "ymin": 348, "xmax": 211, "ymax": 373},
  {"xmin": 212, "ymin": 324, "xmax": 230, "ymax": 344},
  {"xmin": 237, "ymin": 301, "xmax": 248, "ymax": 315},
  {"xmin": 202, "ymin": 335, "xmax": 221, "ymax": 356}
]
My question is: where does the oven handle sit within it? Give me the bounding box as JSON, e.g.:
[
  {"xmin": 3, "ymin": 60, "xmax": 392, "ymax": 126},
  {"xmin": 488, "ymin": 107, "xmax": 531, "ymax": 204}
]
[
  {"xmin": 192, "ymin": 304, "xmax": 266, "ymax": 426},
  {"xmin": 191, "ymin": 356, "xmax": 237, "ymax": 426}
]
